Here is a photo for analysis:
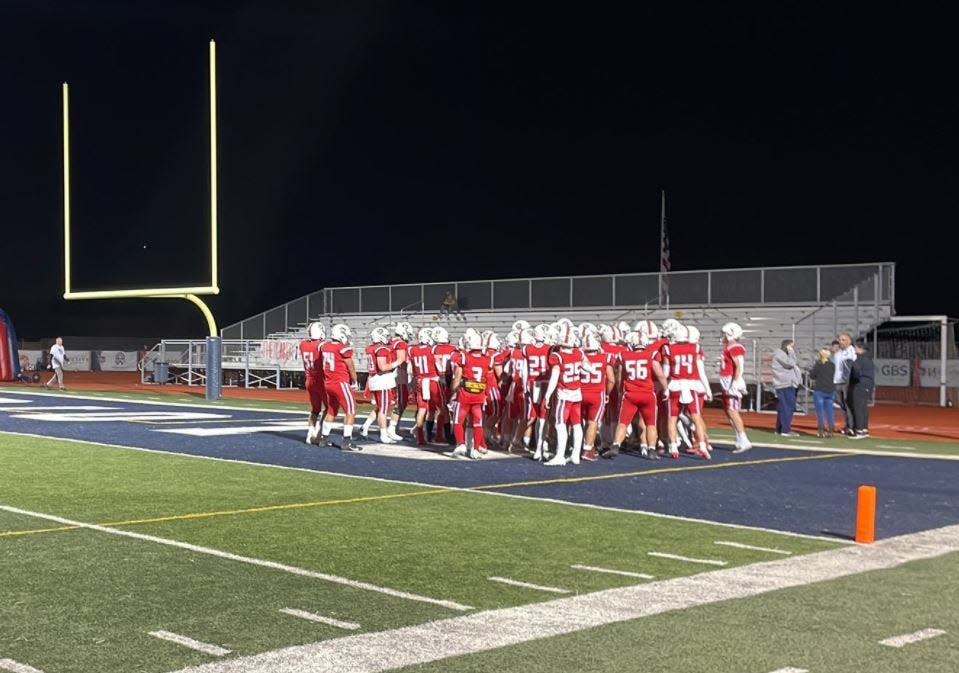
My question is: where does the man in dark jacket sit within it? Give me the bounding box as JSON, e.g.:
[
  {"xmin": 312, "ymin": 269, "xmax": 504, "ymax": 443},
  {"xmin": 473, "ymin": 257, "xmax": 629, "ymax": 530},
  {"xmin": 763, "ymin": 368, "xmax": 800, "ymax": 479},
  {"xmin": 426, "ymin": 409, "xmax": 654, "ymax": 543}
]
[{"xmin": 848, "ymin": 340, "xmax": 874, "ymax": 439}]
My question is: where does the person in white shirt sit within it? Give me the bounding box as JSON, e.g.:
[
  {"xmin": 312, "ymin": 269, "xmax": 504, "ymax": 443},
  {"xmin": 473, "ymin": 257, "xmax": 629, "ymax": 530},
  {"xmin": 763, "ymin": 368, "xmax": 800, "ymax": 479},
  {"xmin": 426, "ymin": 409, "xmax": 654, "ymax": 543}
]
[
  {"xmin": 45, "ymin": 337, "xmax": 67, "ymax": 390},
  {"xmin": 831, "ymin": 333, "xmax": 857, "ymax": 434}
]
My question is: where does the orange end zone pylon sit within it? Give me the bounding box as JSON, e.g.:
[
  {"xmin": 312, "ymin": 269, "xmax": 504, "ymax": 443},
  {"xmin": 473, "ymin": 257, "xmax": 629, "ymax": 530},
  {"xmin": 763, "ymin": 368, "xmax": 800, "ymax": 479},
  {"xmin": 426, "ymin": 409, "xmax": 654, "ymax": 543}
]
[{"xmin": 855, "ymin": 484, "xmax": 877, "ymax": 544}]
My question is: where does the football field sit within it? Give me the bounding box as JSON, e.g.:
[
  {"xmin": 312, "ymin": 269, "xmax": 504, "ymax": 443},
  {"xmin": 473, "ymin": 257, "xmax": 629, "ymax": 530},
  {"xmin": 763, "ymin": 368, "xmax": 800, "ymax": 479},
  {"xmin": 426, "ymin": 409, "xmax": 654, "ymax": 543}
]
[{"xmin": 1, "ymin": 390, "xmax": 957, "ymax": 672}]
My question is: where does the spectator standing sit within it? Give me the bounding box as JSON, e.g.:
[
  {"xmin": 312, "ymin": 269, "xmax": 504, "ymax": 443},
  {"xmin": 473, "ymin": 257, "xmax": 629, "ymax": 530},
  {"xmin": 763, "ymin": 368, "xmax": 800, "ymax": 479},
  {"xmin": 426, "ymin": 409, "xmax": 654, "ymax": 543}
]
[
  {"xmin": 45, "ymin": 337, "xmax": 67, "ymax": 390},
  {"xmin": 848, "ymin": 340, "xmax": 875, "ymax": 439},
  {"xmin": 809, "ymin": 348, "xmax": 836, "ymax": 437},
  {"xmin": 771, "ymin": 339, "xmax": 801, "ymax": 436},
  {"xmin": 831, "ymin": 333, "xmax": 857, "ymax": 433}
]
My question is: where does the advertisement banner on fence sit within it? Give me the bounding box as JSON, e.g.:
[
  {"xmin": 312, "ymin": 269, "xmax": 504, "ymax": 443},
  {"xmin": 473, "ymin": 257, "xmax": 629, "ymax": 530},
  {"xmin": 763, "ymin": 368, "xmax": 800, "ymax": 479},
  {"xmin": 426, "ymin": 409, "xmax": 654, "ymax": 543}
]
[
  {"xmin": 874, "ymin": 359, "xmax": 910, "ymax": 387},
  {"xmin": 64, "ymin": 350, "xmax": 91, "ymax": 371},
  {"xmin": 94, "ymin": 351, "xmax": 140, "ymax": 371},
  {"xmin": 919, "ymin": 359, "xmax": 959, "ymax": 388},
  {"xmin": 255, "ymin": 340, "xmax": 301, "ymax": 369},
  {"xmin": 18, "ymin": 350, "xmax": 43, "ymax": 372}
]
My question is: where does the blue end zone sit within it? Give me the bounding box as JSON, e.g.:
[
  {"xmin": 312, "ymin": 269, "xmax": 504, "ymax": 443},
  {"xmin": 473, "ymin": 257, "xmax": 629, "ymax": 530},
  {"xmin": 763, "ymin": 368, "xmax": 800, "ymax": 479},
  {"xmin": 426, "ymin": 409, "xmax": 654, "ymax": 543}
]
[{"xmin": 2, "ymin": 391, "xmax": 958, "ymax": 540}]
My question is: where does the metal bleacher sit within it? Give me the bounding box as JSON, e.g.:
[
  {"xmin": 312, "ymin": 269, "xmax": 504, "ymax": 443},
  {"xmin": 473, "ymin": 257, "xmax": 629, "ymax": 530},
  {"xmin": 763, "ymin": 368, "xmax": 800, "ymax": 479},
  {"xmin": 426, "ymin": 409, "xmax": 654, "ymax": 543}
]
[{"xmin": 219, "ymin": 263, "xmax": 895, "ymax": 390}]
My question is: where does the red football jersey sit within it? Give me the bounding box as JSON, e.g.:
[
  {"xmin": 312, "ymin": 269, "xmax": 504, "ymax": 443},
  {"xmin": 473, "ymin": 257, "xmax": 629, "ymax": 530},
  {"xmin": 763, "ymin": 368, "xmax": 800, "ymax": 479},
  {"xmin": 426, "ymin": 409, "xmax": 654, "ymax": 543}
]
[
  {"xmin": 320, "ymin": 341, "xmax": 354, "ymax": 383},
  {"xmin": 370, "ymin": 344, "xmax": 395, "ymax": 375},
  {"xmin": 452, "ymin": 350, "xmax": 493, "ymax": 403},
  {"xmin": 548, "ymin": 348, "xmax": 585, "ymax": 391},
  {"xmin": 618, "ymin": 346, "xmax": 661, "ymax": 393},
  {"xmin": 601, "ymin": 342, "xmax": 626, "ymax": 363},
  {"xmin": 364, "ymin": 344, "xmax": 377, "ymax": 373},
  {"xmin": 720, "ymin": 342, "xmax": 746, "ymax": 378},
  {"xmin": 485, "ymin": 349, "xmax": 508, "ymax": 387},
  {"xmin": 299, "ymin": 340, "xmax": 324, "ymax": 377},
  {"xmin": 580, "ymin": 350, "xmax": 611, "ymax": 393},
  {"xmin": 664, "ymin": 342, "xmax": 703, "ymax": 382},
  {"xmin": 408, "ymin": 344, "xmax": 437, "ymax": 379},
  {"xmin": 523, "ymin": 343, "xmax": 552, "ymax": 384},
  {"xmin": 509, "ymin": 346, "xmax": 527, "ymax": 382},
  {"xmin": 432, "ymin": 343, "xmax": 457, "ymax": 382}
]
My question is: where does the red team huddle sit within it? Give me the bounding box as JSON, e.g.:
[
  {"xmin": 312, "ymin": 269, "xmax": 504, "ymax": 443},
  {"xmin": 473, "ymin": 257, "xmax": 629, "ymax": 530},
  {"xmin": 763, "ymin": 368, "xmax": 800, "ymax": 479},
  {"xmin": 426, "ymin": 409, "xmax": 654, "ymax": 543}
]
[{"xmin": 299, "ymin": 318, "xmax": 753, "ymax": 462}]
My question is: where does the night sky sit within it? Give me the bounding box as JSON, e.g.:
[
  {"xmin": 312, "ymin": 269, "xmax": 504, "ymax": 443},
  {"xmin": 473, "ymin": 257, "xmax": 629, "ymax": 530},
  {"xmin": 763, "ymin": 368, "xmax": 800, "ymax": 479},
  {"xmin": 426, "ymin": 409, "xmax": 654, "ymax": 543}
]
[{"xmin": 2, "ymin": 2, "xmax": 957, "ymax": 340}]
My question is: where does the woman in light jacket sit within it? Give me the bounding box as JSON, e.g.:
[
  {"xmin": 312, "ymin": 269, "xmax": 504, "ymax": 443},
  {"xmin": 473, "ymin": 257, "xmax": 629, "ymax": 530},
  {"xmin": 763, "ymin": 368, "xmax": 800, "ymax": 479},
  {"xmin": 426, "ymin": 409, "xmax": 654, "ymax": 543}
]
[{"xmin": 771, "ymin": 339, "xmax": 802, "ymax": 436}]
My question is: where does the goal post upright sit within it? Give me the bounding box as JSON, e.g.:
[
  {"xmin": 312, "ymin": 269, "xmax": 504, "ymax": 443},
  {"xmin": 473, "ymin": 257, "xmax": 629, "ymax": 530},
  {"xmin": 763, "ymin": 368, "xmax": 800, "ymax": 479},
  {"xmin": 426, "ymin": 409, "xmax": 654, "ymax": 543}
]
[{"xmin": 60, "ymin": 39, "xmax": 222, "ymax": 399}]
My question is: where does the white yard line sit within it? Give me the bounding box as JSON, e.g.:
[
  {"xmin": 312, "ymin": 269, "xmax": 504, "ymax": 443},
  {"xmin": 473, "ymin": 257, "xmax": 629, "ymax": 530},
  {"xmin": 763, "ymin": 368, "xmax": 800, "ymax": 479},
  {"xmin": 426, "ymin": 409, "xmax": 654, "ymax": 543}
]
[
  {"xmin": 0, "ymin": 504, "xmax": 472, "ymax": 612},
  {"xmin": 714, "ymin": 541, "xmax": 792, "ymax": 555},
  {"xmin": 0, "ymin": 659, "xmax": 46, "ymax": 673},
  {"xmin": 767, "ymin": 668, "xmax": 808, "ymax": 673},
  {"xmin": 0, "ymin": 405, "xmax": 120, "ymax": 412},
  {"xmin": 488, "ymin": 577, "xmax": 570, "ymax": 594},
  {"xmin": 149, "ymin": 631, "xmax": 231, "ymax": 657},
  {"xmin": 0, "ymin": 430, "xmax": 857, "ymax": 545},
  {"xmin": 879, "ymin": 628, "xmax": 946, "ymax": 648},
  {"xmin": 167, "ymin": 524, "xmax": 959, "ymax": 673},
  {"xmin": 570, "ymin": 564, "xmax": 654, "ymax": 579},
  {"xmin": 0, "ymin": 390, "xmax": 305, "ymax": 415},
  {"xmin": 877, "ymin": 444, "xmax": 917, "ymax": 450},
  {"xmin": 279, "ymin": 608, "xmax": 361, "ymax": 631},
  {"xmin": 647, "ymin": 551, "xmax": 727, "ymax": 566}
]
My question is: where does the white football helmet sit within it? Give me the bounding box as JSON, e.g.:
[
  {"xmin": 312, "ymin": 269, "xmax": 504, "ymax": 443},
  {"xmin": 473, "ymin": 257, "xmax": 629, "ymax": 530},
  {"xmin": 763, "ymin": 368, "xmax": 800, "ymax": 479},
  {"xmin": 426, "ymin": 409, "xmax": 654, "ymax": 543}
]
[
  {"xmin": 624, "ymin": 331, "xmax": 643, "ymax": 348},
  {"xmin": 687, "ymin": 326, "xmax": 701, "ymax": 344},
  {"xmin": 519, "ymin": 328, "xmax": 535, "ymax": 346},
  {"xmin": 547, "ymin": 323, "xmax": 564, "ymax": 346},
  {"xmin": 598, "ymin": 324, "xmax": 615, "ymax": 343},
  {"xmin": 634, "ymin": 320, "xmax": 659, "ymax": 341},
  {"xmin": 617, "ymin": 321, "xmax": 631, "ymax": 336},
  {"xmin": 463, "ymin": 328, "xmax": 483, "ymax": 351},
  {"xmin": 533, "ymin": 324, "xmax": 551, "ymax": 344},
  {"xmin": 308, "ymin": 322, "xmax": 326, "ymax": 340},
  {"xmin": 661, "ymin": 318, "xmax": 683, "ymax": 341},
  {"xmin": 578, "ymin": 322, "xmax": 597, "ymax": 339},
  {"xmin": 482, "ymin": 331, "xmax": 500, "ymax": 353},
  {"xmin": 505, "ymin": 330, "xmax": 520, "ymax": 348},
  {"xmin": 432, "ymin": 325, "xmax": 450, "ymax": 344},
  {"xmin": 393, "ymin": 322, "xmax": 412, "ymax": 341},
  {"xmin": 555, "ymin": 321, "xmax": 577, "ymax": 348},
  {"xmin": 417, "ymin": 327, "xmax": 434, "ymax": 345},
  {"xmin": 331, "ymin": 324, "xmax": 352, "ymax": 344},
  {"xmin": 582, "ymin": 331, "xmax": 601, "ymax": 352},
  {"xmin": 557, "ymin": 317, "xmax": 574, "ymax": 328},
  {"xmin": 673, "ymin": 324, "xmax": 690, "ymax": 343},
  {"xmin": 722, "ymin": 322, "xmax": 744, "ymax": 341},
  {"xmin": 369, "ymin": 327, "xmax": 390, "ymax": 345},
  {"xmin": 512, "ymin": 320, "xmax": 531, "ymax": 331}
]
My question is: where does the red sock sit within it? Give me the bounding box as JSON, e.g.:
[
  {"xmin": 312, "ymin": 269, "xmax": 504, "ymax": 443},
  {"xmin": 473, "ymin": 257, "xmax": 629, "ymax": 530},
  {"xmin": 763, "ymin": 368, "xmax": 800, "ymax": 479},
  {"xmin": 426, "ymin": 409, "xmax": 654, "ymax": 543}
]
[
  {"xmin": 473, "ymin": 425, "xmax": 486, "ymax": 449},
  {"xmin": 453, "ymin": 424, "xmax": 465, "ymax": 445},
  {"xmin": 416, "ymin": 427, "xmax": 426, "ymax": 445}
]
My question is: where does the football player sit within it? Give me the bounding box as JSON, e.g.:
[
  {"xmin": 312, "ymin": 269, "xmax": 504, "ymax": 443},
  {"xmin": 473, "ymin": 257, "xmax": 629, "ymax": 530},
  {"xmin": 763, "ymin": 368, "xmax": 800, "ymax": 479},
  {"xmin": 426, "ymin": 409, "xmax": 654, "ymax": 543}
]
[
  {"xmin": 524, "ymin": 324, "xmax": 553, "ymax": 459},
  {"xmin": 543, "ymin": 322, "xmax": 589, "ymax": 466},
  {"xmin": 364, "ymin": 327, "xmax": 401, "ymax": 444},
  {"xmin": 720, "ymin": 322, "xmax": 752, "ymax": 452},
  {"xmin": 580, "ymin": 330, "xmax": 615, "ymax": 461},
  {"xmin": 431, "ymin": 326, "xmax": 457, "ymax": 444},
  {"xmin": 481, "ymin": 331, "xmax": 507, "ymax": 448},
  {"xmin": 664, "ymin": 324, "xmax": 712, "ymax": 459},
  {"xmin": 409, "ymin": 327, "xmax": 440, "ymax": 446},
  {"xmin": 605, "ymin": 329, "xmax": 668, "ymax": 460},
  {"xmin": 298, "ymin": 322, "xmax": 327, "ymax": 444},
  {"xmin": 449, "ymin": 328, "xmax": 493, "ymax": 459},
  {"xmin": 320, "ymin": 324, "xmax": 360, "ymax": 451},
  {"xmin": 388, "ymin": 322, "xmax": 413, "ymax": 440}
]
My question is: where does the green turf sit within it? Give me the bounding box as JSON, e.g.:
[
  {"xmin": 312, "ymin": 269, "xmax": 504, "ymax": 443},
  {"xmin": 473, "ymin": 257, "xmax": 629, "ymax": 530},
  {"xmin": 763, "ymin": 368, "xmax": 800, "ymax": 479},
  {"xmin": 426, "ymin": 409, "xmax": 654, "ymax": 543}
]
[
  {"xmin": 396, "ymin": 551, "xmax": 959, "ymax": 673},
  {"xmin": 0, "ymin": 432, "xmax": 845, "ymax": 672}
]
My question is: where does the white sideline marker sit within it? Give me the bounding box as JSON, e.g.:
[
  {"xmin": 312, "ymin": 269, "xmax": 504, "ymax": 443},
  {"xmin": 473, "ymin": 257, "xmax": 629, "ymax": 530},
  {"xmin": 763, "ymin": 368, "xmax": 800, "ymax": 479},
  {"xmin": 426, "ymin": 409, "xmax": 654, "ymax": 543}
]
[
  {"xmin": 879, "ymin": 628, "xmax": 946, "ymax": 648},
  {"xmin": 767, "ymin": 668, "xmax": 808, "ymax": 673},
  {"xmin": 280, "ymin": 608, "xmax": 361, "ymax": 631},
  {"xmin": 488, "ymin": 577, "xmax": 570, "ymax": 594},
  {"xmin": 570, "ymin": 564, "xmax": 654, "ymax": 579},
  {"xmin": 647, "ymin": 552, "xmax": 727, "ymax": 566},
  {"xmin": 0, "ymin": 659, "xmax": 46, "ymax": 673},
  {"xmin": 0, "ymin": 398, "xmax": 31, "ymax": 404},
  {"xmin": 149, "ymin": 631, "xmax": 231, "ymax": 657},
  {"xmin": 0, "ymin": 405, "xmax": 119, "ymax": 412},
  {"xmin": 714, "ymin": 541, "xmax": 793, "ymax": 555},
  {"xmin": 0, "ymin": 504, "xmax": 472, "ymax": 612}
]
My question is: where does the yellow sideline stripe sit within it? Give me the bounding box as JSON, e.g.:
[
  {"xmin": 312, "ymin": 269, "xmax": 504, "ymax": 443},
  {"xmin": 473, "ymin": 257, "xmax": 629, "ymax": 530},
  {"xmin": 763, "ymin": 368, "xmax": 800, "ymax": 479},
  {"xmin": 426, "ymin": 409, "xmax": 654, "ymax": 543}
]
[
  {"xmin": 0, "ymin": 488, "xmax": 450, "ymax": 538},
  {"xmin": 471, "ymin": 452, "xmax": 853, "ymax": 491},
  {"xmin": 0, "ymin": 453, "xmax": 853, "ymax": 539}
]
